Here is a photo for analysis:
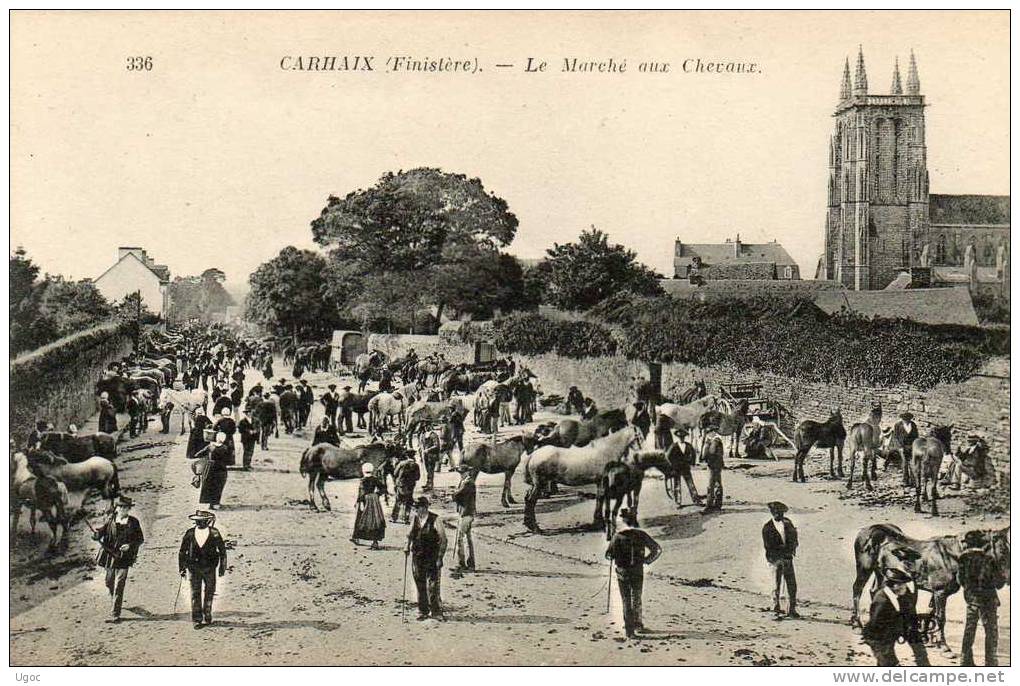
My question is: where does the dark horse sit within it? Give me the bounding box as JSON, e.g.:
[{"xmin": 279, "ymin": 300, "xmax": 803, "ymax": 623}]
[
  {"xmin": 792, "ymin": 410, "xmax": 846, "ymax": 482},
  {"xmin": 38, "ymin": 432, "xmax": 117, "ymax": 463},
  {"xmin": 851, "ymin": 523, "xmax": 1010, "ymax": 653}
]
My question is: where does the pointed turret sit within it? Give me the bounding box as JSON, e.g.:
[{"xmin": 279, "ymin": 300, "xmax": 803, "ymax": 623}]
[
  {"xmin": 840, "ymin": 57, "xmax": 852, "ymax": 100},
  {"xmin": 853, "ymin": 45, "xmax": 868, "ymax": 95},
  {"xmin": 906, "ymin": 50, "xmax": 920, "ymax": 95},
  {"xmin": 890, "ymin": 56, "xmax": 903, "ymax": 95}
]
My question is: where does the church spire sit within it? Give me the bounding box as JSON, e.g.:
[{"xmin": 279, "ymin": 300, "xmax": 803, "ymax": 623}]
[
  {"xmin": 906, "ymin": 50, "xmax": 920, "ymax": 94},
  {"xmin": 890, "ymin": 56, "xmax": 903, "ymax": 94},
  {"xmin": 853, "ymin": 45, "xmax": 868, "ymax": 95},
  {"xmin": 840, "ymin": 57, "xmax": 852, "ymax": 100}
]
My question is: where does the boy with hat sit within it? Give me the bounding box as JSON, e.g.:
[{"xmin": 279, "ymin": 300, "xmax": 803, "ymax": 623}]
[
  {"xmin": 338, "ymin": 385, "xmax": 354, "ymax": 435},
  {"xmin": 178, "ymin": 510, "xmax": 228, "ymax": 629},
  {"xmin": 891, "ymin": 412, "xmax": 919, "ymax": 483},
  {"xmin": 93, "ymin": 496, "xmax": 144, "ymax": 622},
  {"xmin": 958, "ymin": 529, "xmax": 1006, "ymax": 666},
  {"xmin": 451, "ymin": 466, "xmax": 477, "ymax": 573},
  {"xmin": 405, "ymin": 496, "xmax": 447, "ymax": 620},
  {"xmin": 762, "ymin": 501, "xmax": 799, "ymax": 618},
  {"xmin": 605, "ymin": 508, "xmax": 662, "ymax": 638},
  {"xmin": 701, "ymin": 422, "xmax": 725, "ymax": 513},
  {"xmin": 862, "ymin": 567, "xmax": 930, "ymax": 666},
  {"xmin": 321, "ymin": 384, "xmax": 340, "ymax": 430}
]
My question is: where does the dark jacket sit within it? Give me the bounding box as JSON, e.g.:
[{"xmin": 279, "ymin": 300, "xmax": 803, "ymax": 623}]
[
  {"xmin": 606, "ymin": 527, "xmax": 661, "ymax": 571},
  {"xmin": 958, "ymin": 549, "xmax": 1006, "ymax": 604},
  {"xmin": 862, "ymin": 586, "xmax": 920, "ymax": 645},
  {"xmin": 892, "ymin": 420, "xmax": 919, "ymax": 453},
  {"xmin": 238, "ymin": 417, "xmax": 258, "ymax": 445},
  {"xmin": 178, "ymin": 526, "xmax": 227, "ymax": 574},
  {"xmin": 762, "ymin": 518, "xmax": 799, "ymax": 563},
  {"xmin": 313, "ymin": 426, "xmax": 341, "ymax": 447},
  {"xmin": 95, "ymin": 515, "xmax": 145, "ymax": 568},
  {"xmin": 452, "ymin": 477, "xmax": 477, "ymax": 516},
  {"xmin": 665, "ymin": 441, "xmax": 696, "ymax": 469},
  {"xmin": 394, "ymin": 459, "xmax": 421, "ymax": 491},
  {"xmin": 408, "ymin": 512, "xmax": 443, "ymax": 567}
]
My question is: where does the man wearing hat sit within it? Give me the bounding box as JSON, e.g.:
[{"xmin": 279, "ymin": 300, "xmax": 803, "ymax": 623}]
[
  {"xmin": 312, "ymin": 416, "xmax": 341, "ymax": 447},
  {"xmin": 862, "ymin": 567, "xmax": 930, "ymax": 666},
  {"xmin": 762, "ymin": 501, "xmax": 799, "ymax": 618},
  {"xmin": 98, "ymin": 391, "xmax": 118, "ymax": 434},
  {"xmin": 297, "ymin": 379, "xmax": 314, "ymax": 428},
  {"xmin": 405, "ymin": 496, "xmax": 448, "ymax": 620},
  {"xmin": 391, "ymin": 452, "xmax": 421, "ymax": 524},
  {"xmin": 93, "ymin": 496, "xmax": 145, "ymax": 622},
  {"xmin": 178, "ymin": 510, "xmax": 228, "ymax": 629},
  {"xmin": 662, "ymin": 425, "xmax": 704, "ymax": 507},
  {"xmin": 237, "ymin": 408, "xmax": 258, "ymax": 469},
  {"xmin": 605, "ymin": 507, "xmax": 662, "ymax": 638},
  {"xmin": 891, "ymin": 412, "xmax": 919, "ymax": 483},
  {"xmin": 701, "ymin": 422, "xmax": 725, "ymax": 513},
  {"xmin": 321, "ymin": 384, "xmax": 340, "ymax": 430},
  {"xmin": 213, "ymin": 406, "xmax": 237, "ymax": 466},
  {"xmin": 451, "ymin": 466, "xmax": 478, "ymax": 573},
  {"xmin": 958, "ymin": 529, "xmax": 1006, "ymax": 666},
  {"xmin": 337, "ymin": 385, "xmax": 354, "ymax": 435}
]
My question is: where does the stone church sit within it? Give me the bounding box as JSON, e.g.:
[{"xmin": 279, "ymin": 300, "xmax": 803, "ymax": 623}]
[{"xmin": 820, "ymin": 47, "xmax": 1009, "ymax": 291}]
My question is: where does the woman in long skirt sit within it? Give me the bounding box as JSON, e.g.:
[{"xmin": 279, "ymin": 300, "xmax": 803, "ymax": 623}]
[
  {"xmin": 199, "ymin": 432, "xmax": 230, "ymax": 509},
  {"xmin": 352, "ymin": 463, "xmax": 388, "ymax": 549}
]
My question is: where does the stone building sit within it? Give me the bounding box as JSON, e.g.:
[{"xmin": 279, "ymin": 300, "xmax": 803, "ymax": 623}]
[
  {"xmin": 673, "ymin": 235, "xmax": 800, "ymax": 280},
  {"xmin": 820, "ymin": 47, "xmax": 1010, "ymax": 291},
  {"xmin": 93, "ymin": 247, "xmax": 171, "ymax": 317}
]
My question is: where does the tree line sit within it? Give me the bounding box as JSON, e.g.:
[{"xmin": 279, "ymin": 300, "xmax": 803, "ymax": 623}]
[{"xmin": 244, "ymin": 167, "xmax": 664, "ymax": 339}]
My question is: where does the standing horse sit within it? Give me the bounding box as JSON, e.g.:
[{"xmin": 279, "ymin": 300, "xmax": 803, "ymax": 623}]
[
  {"xmin": 792, "ymin": 410, "xmax": 846, "ymax": 482},
  {"xmin": 698, "ymin": 398, "xmax": 749, "ymax": 458},
  {"xmin": 910, "ymin": 425, "xmax": 952, "ymax": 515},
  {"xmin": 846, "ymin": 405, "xmax": 882, "ymax": 490},
  {"xmin": 656, "ymin": 395, "xmax": 720, "ymax": 449},
  {"xmin": 522, "ymin": 426, "xmax": 643, "ymax": 532},
  {"xmin": 458, "ymin": 435, "xmax": 536, "ymax": 507},
  {"xmin": 601, "ymin": 449, "xmax": 672, "ymax": 539},
  {"xmin": 353, "ymin": 350, "xmax": 385, "ymax": 393}
]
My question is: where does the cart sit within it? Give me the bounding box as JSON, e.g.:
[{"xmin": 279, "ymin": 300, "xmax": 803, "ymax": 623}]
[{"xmin": 719, "ymin": 381, "xmax": 797, "ymax": 455}]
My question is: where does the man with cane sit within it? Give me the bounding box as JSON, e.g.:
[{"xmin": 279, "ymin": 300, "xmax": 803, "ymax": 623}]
[
  {"xmin": 761, "ymin": 501, "xmax": 799, "ymax": 618},
  {"xmin": 605, "ymin": 508, "xmax": 661, "ymax": 638},
  {"xmin": 178, "ymin": 510, "xmax": 228, "ymax": 629},
  {"xmin": 405, "ymin": 496, "xmax": 447, "ymax": 621},
  {"xmin": 92, "ymin": 496, "xmax": 145, "ymax": 623}
]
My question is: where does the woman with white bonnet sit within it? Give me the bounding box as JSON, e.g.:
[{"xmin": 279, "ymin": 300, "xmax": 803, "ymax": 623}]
[
  {"xmin": 351, "ymin": 461, "xmax": 388, "ymax": 549},
  {"xmin": 200, "ymin": 431, "xmax": 231, "ymax": 510}
]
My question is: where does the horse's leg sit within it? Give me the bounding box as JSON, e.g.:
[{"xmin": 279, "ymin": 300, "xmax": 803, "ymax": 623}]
[
  {"xmin": 828, "ymin": 446, "xmax": 835, "ymax": 478},
  {"xmin": 914, "ymin": 462, "xmax": 923, "ymax": 513},
  {"xmin": 837, "ymin": 443, "xmax": 845, "ymax": 477},
  {"xmin": 903, "ymin": 448, "xmax": 913, "ymax": 486},
  {"xmin": 318, "ymin": 472, "xmax": 331, "ymax": 512},
  {"xmin": 846, "ymin": 450, "xmax": 856, "ymax": 490},
  {"xmin": 792, "ymin": 449, "xmax": 802, "ymax": 482},
  {"xmin": 503, "ymin": 469, "xmax": 517, "ymax": 506},
  {"xmin": 850, "ymin": 564, "xmax": 870, "ymax": 629},
  {"xmin": 11, "ymin": 508, "xmax": 21, "ymax": 544},
  {"xmin": 930, "ymin": 469, "xmax": 939, "ymax": 516},
  {"xmin": 593, "ymin": 482, "xmax": 605, "ymax": 529},
  {"xmin": 863, "ymin": 450, "xmax": 874, "ymax": 491},
  {"xmin": 524, "ymin": 479, "xmax": 541, "ymax": 532},
  {"xmin": 29, "ymin": 507, "xmax": 37, "ymax": 535},
  {"xmin": 633, "ymin": 480, "xmax": 642, "ymax": 522},
  {"xmin": 307, "ymin": 472, "xmax": 319, "ymax": 511}
]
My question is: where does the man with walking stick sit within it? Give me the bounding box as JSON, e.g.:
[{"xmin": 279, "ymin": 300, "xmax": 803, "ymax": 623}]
[
  {"xmin": 762, "ymin": 501, "xmax": 799, "ymax": 618},
  {"xmin": 92, "ymin": 496, "xmax": 145, "ymax": 623},
  {"xmin": 178, "ymin": 510, "xmax": 228, "ymax": 629},
  {"xmin": 605, "ymin": 508, "xmax": 661, "ymax": 638}
]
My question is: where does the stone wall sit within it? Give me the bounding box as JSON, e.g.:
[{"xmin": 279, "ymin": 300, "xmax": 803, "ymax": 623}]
[
  {"xmin": 368, "ymin": 333, "xmax": 475, "ymax": 365},
  {"xmin": 10, "ymin": 322, "xmax": 134, "ymax": 441}
]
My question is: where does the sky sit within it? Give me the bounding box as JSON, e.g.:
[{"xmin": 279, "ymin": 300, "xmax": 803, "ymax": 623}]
[{"xmin": 10, "ymin": 11, "xmax": 1010, "ymax": 292}]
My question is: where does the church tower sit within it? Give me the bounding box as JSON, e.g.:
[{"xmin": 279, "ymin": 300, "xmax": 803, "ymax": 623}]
[{"xmin": 824, "ymin": 47, "xmax": 929, "ymax": 290}]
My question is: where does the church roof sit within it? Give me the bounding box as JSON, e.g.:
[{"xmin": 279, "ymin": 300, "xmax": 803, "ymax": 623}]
[{"xmin": 929, "ymin": 194, "xmax": 1010, "ymax": 226}]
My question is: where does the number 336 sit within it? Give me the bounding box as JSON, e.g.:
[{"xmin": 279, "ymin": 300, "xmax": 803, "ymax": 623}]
[{"xmin": 126, "ymin": 56, "xmax": 153, "ymax": 71}]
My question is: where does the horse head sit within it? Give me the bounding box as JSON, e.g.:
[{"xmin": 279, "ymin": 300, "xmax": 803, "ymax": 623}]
[
  {"xmin": 880, "ymin": 543, "xmax": 923, "ymax": 580},
  {"xmin": 931, "ymin": 425, "xmax": 953, "ymax": 451}
]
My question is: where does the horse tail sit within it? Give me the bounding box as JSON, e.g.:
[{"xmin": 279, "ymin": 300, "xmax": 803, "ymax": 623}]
[
  {"xmin": 106, "ymin": 463, "xmax": 121, "ymax": 500},
  {"xmin": 522, "ymin": 450, "xmax": 534, "ymax": 486},
  {"xmin": 299, "ymin": 447, "xmax": 311, "ymax": 477}
]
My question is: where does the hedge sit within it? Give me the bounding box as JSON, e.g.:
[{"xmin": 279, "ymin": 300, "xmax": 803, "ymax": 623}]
[
  {"xmin": 492, "ymin": 313, "xmax": 617, "ymax": 359},
  {"xmin": 10, "ymin": 320, "xmax": 134, "ymax": 441}
]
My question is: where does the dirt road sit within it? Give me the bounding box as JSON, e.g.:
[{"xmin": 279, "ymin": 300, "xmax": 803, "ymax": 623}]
[{"xmin": 9, "ymin": 362, "xmax": 1010, "ymax": 666}]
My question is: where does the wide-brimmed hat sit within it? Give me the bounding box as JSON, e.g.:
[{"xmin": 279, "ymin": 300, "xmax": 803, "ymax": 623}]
[
  {"xmin": 962, "ymin": 530, "xmax": 989, "ymax": 552},
  {"xmin": 767, "ymin": 501, "xmax": 788, "ymax": 515},
  {"xmin": 900, "ymin": 412, "xmax": 914, "ymax": 421},
  {"xmin": 188, "ymin": 510, "xmax": 215, "ymax": 522},
  {"xmin": 116, "ymin": 496, "xmax": 134, "ymax": 508},
  {"xmin": 328, "ymin": 384, "xmax": 337, "ymax": 390},
  {"xmin": 884, "ymin": 567, "xmax": 913, "ymax": 585}
]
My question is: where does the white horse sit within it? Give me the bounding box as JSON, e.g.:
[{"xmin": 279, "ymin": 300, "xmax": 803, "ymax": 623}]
[
  {"xmin": 368, "ymin": 391, "xmax": 406, "ymax": 434},
  {"xmin": 159, "ymin": 388, "xmax": 209, "ymax": 434},
  {"xmin": 656, "ymin": 394, "xmax": 722, "ymax": 447}
]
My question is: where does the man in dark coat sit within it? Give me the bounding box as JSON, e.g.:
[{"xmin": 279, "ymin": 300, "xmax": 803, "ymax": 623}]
[
  {"xmin": 93, "ymin": 496, "xmax": 145, "ymax": 622},
  {"xmin": 566, "ymin": 386, "xmax": 585, "ymax": 415},
  {"xmin": 392, "ymin": 454, "xmax": 421, "ymax": 524},
  {"xmin": 762, "ymin": 501, "xmax": 799, "ymax": 617},
  {"xmin": 605, "ymin": 507, "xmax": 661, "ymax": 638},
  {"xmin": 298, "ymin": 379, "xmax": 314, "ymax": 428},
  {"xmin": 405, "ymin": 496, "xmax": 447, "ymax": 621},
  {"xmin": 98, "ymin": 392, "xmax": 118, "ymax": 434},
  {"xmin": 321, "ymin": 384, "xmax": 340, "ymax": 429},
  {"xmin": 701, "ymin": 424, "xmax": 725, "ymax": 513},
  {"xmin": 312, "ymin": 417, "xmax": 341, "ymax": 447},
  {"xmin": 337, "ymin": 386, "xmax": 354, "ymax": 435},
  {"xmin": 178, "ymin": 510, "xmax": 228, "ymax": 629},
  {"xmin": 229, "ymin": 382, "xmax": 243, "ymax": 419},
  {"xmin": 959, "ymin": 530, "xmax": 1006, "ymax": 666},
  {"xmin": 237, "ymin": 410, "xmax": 258, "ymax": 469},
  {"xmin": 892, "ymin": 412, "xmax": 919, "ymax": 479},
  {"xmin": 451, "ymin": 466, "xmax": 477, "ymax": 572},
  {"xmin": 256, "ymin": 393, "xmax": 277, "ymax": 451},
  {"xmin": 662, "ymin": 424, "xmax": 703, "ymax": 507},
  {"xmin": 862, "ymin": 567, "xmax": 930, "ymax": 666}
]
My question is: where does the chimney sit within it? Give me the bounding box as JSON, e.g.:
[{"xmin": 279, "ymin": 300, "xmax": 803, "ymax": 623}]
[{"xmin": 118, "ymin": 246, "xmax": 145, "ymax": 262}]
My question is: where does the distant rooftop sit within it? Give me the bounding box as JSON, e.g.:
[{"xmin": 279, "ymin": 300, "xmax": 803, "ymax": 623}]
[{"xmin": 674, "ymin": 236, "xmax": 798, "ymax": 269}]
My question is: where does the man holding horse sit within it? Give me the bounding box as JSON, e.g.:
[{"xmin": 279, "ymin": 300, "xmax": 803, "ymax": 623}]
[
  {"xmin": 761, "ymin": 501, "xmax": 799, "ymax": 618},
  {"xmin": 662, "ymin": 425, "xmax": 703, "ymax": 507},
  {"xmin": 605, "ymin": 508, "xmax": 661, "ymax": 638},
  {"xmin": 861, "ymin": 567, "xmax": 930, "ymax": 667},
  {"xmin": 958, "ymin": 530, "xmax": 1006, "ymax": 666}
]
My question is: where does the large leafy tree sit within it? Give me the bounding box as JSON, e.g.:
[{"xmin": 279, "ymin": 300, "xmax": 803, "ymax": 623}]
[
  {"xmin": 538, "ymin": 227, "xmax": 664, "ymax": 310},
  {"xmin": 168, "ymin": 267, "xmax": 235, "ymax": 322},
  {"xmin": 246, "ymin": 247, "xmax": 344, "ymax": 340}
]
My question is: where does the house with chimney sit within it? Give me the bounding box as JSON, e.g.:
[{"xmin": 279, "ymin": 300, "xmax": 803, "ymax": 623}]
[
  {"xmin": 93, "ymin": 247, "xmax": 171, "ymax": 317},
  {"xmin": 673, "ymin": 235, "xmax": 801, "ymax": 281}
]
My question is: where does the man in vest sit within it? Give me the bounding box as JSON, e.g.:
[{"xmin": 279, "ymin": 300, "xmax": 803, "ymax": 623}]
[
  {"xmin": 701, "ymin": 422, "xmax": 725, "ymax": 513},
  {"xmin": 862, "ymin": 567, "xmax": 930, "ymax": 666},
  {"xmin": 892, "ymin": 412, "xmax": 919, "ymax": 483},
  {"xmin": 405, "ymin": 496, "xmax": 447, "ymax": 621},
  {"xmin": 959, "ymin": 530, "xmax": 1006, "ymax": 666},
  {"xmin": 392, "ymin": 453, "xmax": 421, "ymax": 524},
  {"xmin": 178, "ymin": 510, "xmax": 228, "ymax": 629},
  {"xmin": 320, "ymin": 384, "xmax": 340, "ymax": 429},
  {"xmin": 451, "ymin": 466, "xmax": 477, "ymax": 573},
  {"xmin": 93, "ymin": 496, "xmax": 145, "ymax": 623},
  {"xmin": 761, "ymin": 501, "xmax": 799, "ymax": 618},
  {"xmin": 605, "ymin": 508, "xmax": 661, "ymax": 638}
]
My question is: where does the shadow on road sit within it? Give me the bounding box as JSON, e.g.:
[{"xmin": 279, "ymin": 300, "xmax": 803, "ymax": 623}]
[
  {"xmin": 444, "ymin": 613, "xmax": 572, "ymax": 625},
  {"xmin": 470, "ymin": 567, "xmax": 601, "ymax": 580}
]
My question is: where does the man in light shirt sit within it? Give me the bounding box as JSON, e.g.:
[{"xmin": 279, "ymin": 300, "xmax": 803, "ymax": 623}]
[{"xmin": 761, "ymin": 501, "xmax": 799, "ymax": 618}]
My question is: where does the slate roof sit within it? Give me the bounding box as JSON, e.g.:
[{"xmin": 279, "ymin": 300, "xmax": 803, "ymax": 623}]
[
  {"xmin": 812, "ymin": 286, "xmax": 979, "ymax": 327},
  {"xmin": 929, "ymin": 194, "xmax": 1010, "ymax": 226},
  {"xmin": 95, "ymin": 251, "xmax": 171, "ymax": 284},
  {"xmin": 674, "ymin": 240, "xmax": 798, "ymax": 270}
]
